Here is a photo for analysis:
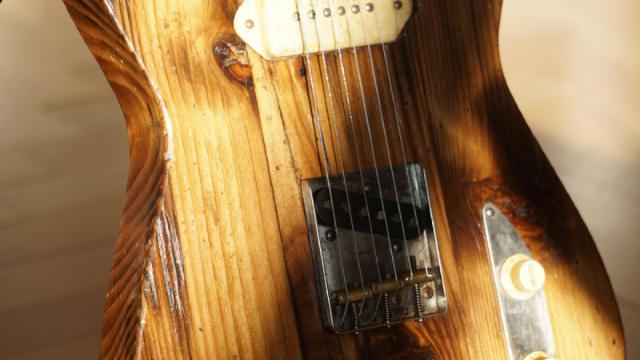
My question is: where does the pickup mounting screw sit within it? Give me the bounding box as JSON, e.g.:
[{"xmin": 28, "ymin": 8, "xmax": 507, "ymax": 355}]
[
  {"xmin": 325, "ymin": 229, "xmax": 337, "ymax": 241},
  {"xmin": 392, "ymin": 240, "xmax": 403, "ymax": 253},
  {"xmin": 393, "ymin": 0, "xmax": 403, "ymax": 9}
]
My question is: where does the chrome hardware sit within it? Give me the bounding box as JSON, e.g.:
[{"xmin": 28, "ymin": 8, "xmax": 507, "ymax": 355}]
[
  {"xmin": 413, "ymin": 283, "xmax": 423, "ymax": 320},
  {"xmin": 482, "ymin": 203, "xmax": 557, "ymax": 360},
  {"xmin": 302, "ymin": 163, "xmax": 447, "ymax": 333},
  {"xmin": 383, "ymin": 292, "xmax": 392, "ymax": 327}
]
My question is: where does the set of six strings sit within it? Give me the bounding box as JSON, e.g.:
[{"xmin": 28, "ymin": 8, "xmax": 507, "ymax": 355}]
[{"xmin": 293, "ymin": 0, "xmax": 428, "ymax": 327}]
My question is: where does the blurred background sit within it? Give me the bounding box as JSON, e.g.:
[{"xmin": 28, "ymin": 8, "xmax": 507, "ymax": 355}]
[{"xmin": 0, "ymin": 0, "xmax": 637, "ymax": 358}]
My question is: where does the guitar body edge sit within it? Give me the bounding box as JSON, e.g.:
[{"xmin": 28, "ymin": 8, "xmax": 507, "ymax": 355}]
[{"xmin": 63, "ymin": 0, "xmax": 625, "ymax": 359}]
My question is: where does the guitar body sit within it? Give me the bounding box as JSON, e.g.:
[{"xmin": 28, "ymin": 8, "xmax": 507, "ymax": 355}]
[{"xmin": 64, "ymin": 0, "xmax": 624, "ymax": 359}]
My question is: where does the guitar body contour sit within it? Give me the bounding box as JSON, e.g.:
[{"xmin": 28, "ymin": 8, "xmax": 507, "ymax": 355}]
[{"xmin": 64, "ymin": 0, "xmax": 625, "ymax": 358}]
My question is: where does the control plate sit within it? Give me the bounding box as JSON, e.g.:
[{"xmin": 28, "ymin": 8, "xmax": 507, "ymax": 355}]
[{"xmin": 482, "ymin": 203, "xmax": 557, "ymax": 360}]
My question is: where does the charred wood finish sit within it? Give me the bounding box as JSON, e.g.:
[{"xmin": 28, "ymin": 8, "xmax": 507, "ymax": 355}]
[{"xmin": 64, "ymin": 0, "xmax": 625, "ymax": 359}]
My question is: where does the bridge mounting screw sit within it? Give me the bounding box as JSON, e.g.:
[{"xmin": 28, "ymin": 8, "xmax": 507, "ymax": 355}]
[
  {"xmin": 393, "ymin": 0, "xmax": 403, "ymax": 9},
  {"xmin": 351, "ymin": 4, "xmax": 360, "ymax": 13},
  {"xmin": 337, "ymin": 6, "xmax": 346, "ymax": 15},
  {"xmin": 424, "ymin": 285, "xmax": 435, "ymax": 299},
  {"xmin": 308, "ymin": 9, "xmax": 316, "ymax": 19},
  {"xmin": 323, "ymin": 8, "xmax": 331, "ymax": 17},
  {"xmin": 365, "ymin": 3, "xmax": 374, "ymax": 12}
]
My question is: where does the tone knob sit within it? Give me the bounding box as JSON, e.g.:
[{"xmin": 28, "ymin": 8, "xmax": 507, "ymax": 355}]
[{"xmin": 500, "ymin": 254, "xmax": 546, "ymax": 300}]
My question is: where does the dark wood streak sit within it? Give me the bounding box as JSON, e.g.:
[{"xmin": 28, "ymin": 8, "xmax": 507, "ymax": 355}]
[{"xmin": 64, "ymin": 0, "xmax": 624, "ymax": 358}]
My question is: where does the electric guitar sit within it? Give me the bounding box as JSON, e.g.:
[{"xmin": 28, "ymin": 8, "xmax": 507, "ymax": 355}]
[{"xmin": 64, "ymin": 0, "xmax": 625, "ymax": 358}]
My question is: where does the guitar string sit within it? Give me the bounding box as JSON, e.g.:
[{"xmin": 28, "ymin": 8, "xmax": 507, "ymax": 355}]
[
  {"xmin": 312, "ymin": 0, "xmax": 373, "ymax": 314},
  {"xmin": 348, "ymin": 20, "xmax": 400, "ymax": 285},
  {"xmin": 313, "ymin": 3, "xmax": 371, "ymax": 322},
  {"xmin": 323, "ymin": 0, "xmax": 384, "ymax": 321},
  {"xmin": 380, "ymin": 43, "xmax": 432, "ymax": 278},
  {"xmin": 292, "ymin": 0, "xmax": 352, "ymax": 324},
  {"xmin": 331, "ymin": 2, "xmax": 422, "ymax": 321},
  {"xmin": 294, "ymin": 0, "xmax": 423, "ymax": 326},
  {"xmin": 359, "ymin": 16, "xmax": 414, "ymax": 279}
]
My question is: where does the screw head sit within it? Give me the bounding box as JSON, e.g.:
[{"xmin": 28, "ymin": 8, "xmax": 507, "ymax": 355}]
[
  {"xmin": 308, "ymin": 9, "xmax": 316, "ymax": 19},
  {"xmin": 365, "ymin": 3, "xmax": 374, "ymax": 12},
  {"xmin": 337, "ymin": 6, "xmax": 346, "ymax": 15},
  {"xmin": 351, "ymin": 4, "xmax": 360, "ymax": 13},
  {"xmin": 391, "ymin": 240, "xmax": 403, "ymax": 253},
  {"xmin": 325, "ymin": 229, "xmax": 337, "ymax": 241},
  {"xmin": 323, "ymin": 8, "xmax": 331, "ymax": 17},
  {"xmin": 423, "ymin": 286, "xmax": 435, "ymax": 298},
  {"xmin": 485, "ymin": 208, "xmax": 495, "ymax": 217},
  {"xmin": 393, "ymin": 0, "xmax": 403, "ymax": 9},
  {"xmin": 293, "ymin": 11, "xmax": 300, "ymax": 21},
  {"xmin": 244, "ymin": 19, "xmax": 254, "ymax": 29}
]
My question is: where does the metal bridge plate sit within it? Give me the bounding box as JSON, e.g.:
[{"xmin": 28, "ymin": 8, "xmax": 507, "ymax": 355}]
[{"xmin": 301, "ymin": 163, "xmax": 446, "ymax": 333}]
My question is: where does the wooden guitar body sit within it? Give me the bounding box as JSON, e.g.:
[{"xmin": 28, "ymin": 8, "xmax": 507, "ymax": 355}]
[{"xmin": 64, "ymin": 0, "xmax": 625, "ymax": 358}]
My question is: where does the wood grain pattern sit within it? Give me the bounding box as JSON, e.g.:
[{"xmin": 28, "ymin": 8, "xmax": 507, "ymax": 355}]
[{"xmin": 64, "ymin": 0, "xmax": 625, "ymax": 358}]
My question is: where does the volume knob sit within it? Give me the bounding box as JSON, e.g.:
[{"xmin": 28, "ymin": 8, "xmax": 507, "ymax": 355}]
[{"xmin": 500, "ymin": 254, "xmax": 546, "ymax": 300}]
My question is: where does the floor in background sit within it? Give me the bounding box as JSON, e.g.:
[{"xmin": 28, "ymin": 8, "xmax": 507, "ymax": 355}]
[{"xmin": 0, "ymin": 1, "xmax": 637, "ymax": 358}]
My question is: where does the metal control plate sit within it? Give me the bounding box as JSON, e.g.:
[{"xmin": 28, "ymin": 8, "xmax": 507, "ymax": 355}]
[{"xmin": 482, "ymin": 203, "xmax": 557, "ymax": 360}]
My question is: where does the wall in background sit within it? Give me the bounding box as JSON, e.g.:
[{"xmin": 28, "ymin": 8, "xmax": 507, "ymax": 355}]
[
  {"xmin": 0, "ymin": 1, "xmax": 637, "ymax": 358},
  {"xmin": 501, "ymin": 2, "xmax": 640, "ymax": 358},
  {"xmin": 0, "ymin": 2, "xmax": 127, "ymax": 358}
]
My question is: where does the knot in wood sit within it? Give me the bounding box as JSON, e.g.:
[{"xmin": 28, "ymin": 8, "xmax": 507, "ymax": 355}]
[{"xmin": 213, "ymin": 36, "xmax": 252, "ymax": 89}]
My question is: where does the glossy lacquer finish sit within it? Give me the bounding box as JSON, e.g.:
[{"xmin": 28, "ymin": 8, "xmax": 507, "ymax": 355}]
[{"xmin": 63, "ymin": 0, "xmax": 624, "ymax": 358}]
